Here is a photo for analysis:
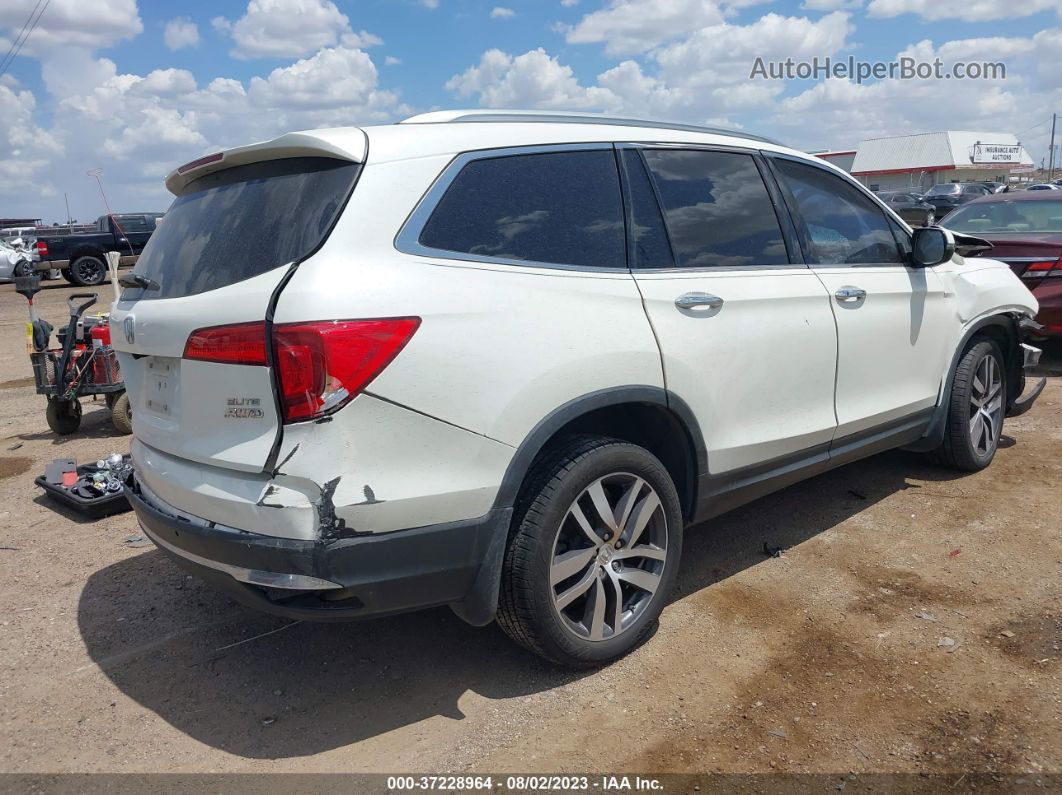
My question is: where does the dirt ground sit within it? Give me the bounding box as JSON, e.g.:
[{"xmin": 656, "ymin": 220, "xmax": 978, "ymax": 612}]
[{"xmin": 0, "ymin": 281, "xmax": 1058, "ymax": 777}]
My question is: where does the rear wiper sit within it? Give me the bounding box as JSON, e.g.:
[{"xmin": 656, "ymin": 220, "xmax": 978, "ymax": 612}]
[{"xmin": 118, "ymin": 273, "xmax": 160, "ymax": 291}]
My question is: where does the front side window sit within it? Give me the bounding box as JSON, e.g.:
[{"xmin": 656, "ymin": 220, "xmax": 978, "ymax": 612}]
[
  {"xmin": 641, "ymin": 149, "xmax": 789, "ymax": 268},
  {"xmin": 418, "ymin": 150, "xmax": 625, "ymax": 269},
  {"xmin": 773, "ymin": 158, "xmax": 904, "ymax": 265}
]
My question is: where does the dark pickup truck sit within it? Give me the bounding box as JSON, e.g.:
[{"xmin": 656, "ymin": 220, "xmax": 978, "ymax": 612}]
[{"xmin": 34, "ymin": 213, "xmax": 163, "ymax": 286}]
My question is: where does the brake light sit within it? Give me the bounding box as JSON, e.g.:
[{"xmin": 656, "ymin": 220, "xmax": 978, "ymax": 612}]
[
  {"xmin": 35, "ymin": 240, "xmax": 47, "ymax": 256},
  {"xmin": 182, "ymin": 317, "xmax": 420, "ymax": 423},
  {"xmin": 1023, "ymin": 256, "xmax": 1062, "ymax": 278},
  {"xmin": 274, "ymin": 318, "xmax": 420, "ymax": 422},
  {"xmin": 177, "ymin": 152, "xmax": 223, "ymax": 174},
  {"xmin": 183, "ymin": 322, "xmax": 267, "ymax": 365}
]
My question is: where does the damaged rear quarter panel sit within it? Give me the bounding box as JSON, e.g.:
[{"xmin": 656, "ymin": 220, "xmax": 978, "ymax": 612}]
[{"xmin": 267, "ymin": 392, "xmax": 515, "ymax": 539}]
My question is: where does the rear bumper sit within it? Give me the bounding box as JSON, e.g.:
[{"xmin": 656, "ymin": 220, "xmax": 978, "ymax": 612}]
[{"xmin": 127, "ymin": 476, "xmax": 511, "ymax": 624}]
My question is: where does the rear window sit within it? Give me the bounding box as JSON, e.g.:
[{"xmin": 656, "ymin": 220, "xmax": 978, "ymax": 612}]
[
  {"xmin": 943, "ymin": 199, "xmax": 1062, "ymax": 233},
  {"xmin": 122, "ymin": 157, "xmax": 359, "ymax": 300},
  {"xmin": 418, "ymin": 150, "xmax": 625, "ymax": 269}
]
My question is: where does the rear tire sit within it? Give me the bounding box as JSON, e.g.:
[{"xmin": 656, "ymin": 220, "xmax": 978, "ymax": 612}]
[
  {"xmin": 497, "ymin": 435, "xmax": 683, "ymax": 668},
  {"xmin": 932, "ymin": 339, "xmax": 1005, "ymax": 471},
  {"xmin": 46, "ymin": 398, "xmax": 82, "ymax": 435},
  {"xmin": 68, "ymin": 255, "xmax": 107, "ymax": 287},
  {"xmin": 110, "ymin": 392, "xmax": 132, "ymax": 434}
]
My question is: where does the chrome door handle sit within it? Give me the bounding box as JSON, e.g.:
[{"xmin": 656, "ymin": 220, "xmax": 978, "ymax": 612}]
[
  {"xmin": 835, "ymin": 287, "xmax": 866, "ymax": 301},
  {"xmin": 675, "ymin": 292, "xmax": 724, "ymax": 310}
]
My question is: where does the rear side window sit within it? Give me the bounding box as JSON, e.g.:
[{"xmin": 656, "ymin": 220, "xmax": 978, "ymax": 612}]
[
  {"xmin": 641, "ymin": 149, "xmax": 789, "ymax": 268},
  {"xmin": 619, "ymin": 149, "xmax": 674, "ymax": 269},
  {"xmin": 123, "ymin": 157, "xmax": 359, "ymax": 300},
  {"xmin": 115, "ymin": 215, "xmax": 151, "ymax": 233},
  {"xmin": 773, "ymin": 158, "xmax": 904, "ymax": 265},
  {"xmin": 418, "ymin": 150, "xmax": 625, "ymax": 269}
]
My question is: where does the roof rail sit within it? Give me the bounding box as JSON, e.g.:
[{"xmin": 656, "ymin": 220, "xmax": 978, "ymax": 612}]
[{"xmin": 399, "ymin": 109, "xmax": 784, "ymax": 146}]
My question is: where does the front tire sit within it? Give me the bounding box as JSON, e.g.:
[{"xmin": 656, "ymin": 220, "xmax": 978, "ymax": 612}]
[
  {"xmin": 497, "ymin": 436, "xmax": 683, "ymax": 668},
  {"xmin": 68, "ymin": 255, "xmax": 107, "ymax": 287},
  {"xmin": 933, "ymin": 339, "xmax": 1005, "ymax": 471}
]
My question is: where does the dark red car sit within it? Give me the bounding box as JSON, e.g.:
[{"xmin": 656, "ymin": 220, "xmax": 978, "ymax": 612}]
[{"xmin": 941, "ymin": 191, "xmax": 1062, "ymax": 336}]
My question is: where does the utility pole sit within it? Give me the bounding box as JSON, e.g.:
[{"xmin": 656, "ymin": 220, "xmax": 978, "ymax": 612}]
[
  {"xmin": 63, "ymin": 192, "xmax": 72, "ymax": 227},
  {"xmin": 1049, "ymin": 112, "xmax": 1057, "ymax": 182}
]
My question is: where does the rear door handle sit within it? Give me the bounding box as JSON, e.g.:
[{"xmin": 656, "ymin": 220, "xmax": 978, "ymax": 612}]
[
  {"xmin": 835, "ymin": 287, "xmax": 866, "ymax": 302},
  {"xmin": 675, "ymin": 292, "xmax": 724, "ymax": 310}
]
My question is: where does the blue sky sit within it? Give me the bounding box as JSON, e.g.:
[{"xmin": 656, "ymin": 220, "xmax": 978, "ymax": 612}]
[{"xmin": 1, "ymin": 0, "xmax": 1059, "ymax": 222}]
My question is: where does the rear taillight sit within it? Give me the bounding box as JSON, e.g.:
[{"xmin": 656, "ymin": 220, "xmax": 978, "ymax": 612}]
[
  {"xmin": 183, "ymin": 322, "xmax": 268, "ymax": 365},
  {"xmin": 1023, "ymin": 256, "xmax": 1062, "ymax": 277},
  {"xmin": 274, "ymin": 318, "xmax": 420, "ymax": 422},
  {"xmin": 183, "ymin": 318, "xmax": 420, "ymax": 423},
  {"xmin": 35, "ymin": 240, "xmax": 47, "ymax": 256}
]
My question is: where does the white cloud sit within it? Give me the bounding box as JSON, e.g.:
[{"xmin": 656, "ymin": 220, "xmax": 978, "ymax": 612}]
[
  {"xmin": 561, "ymin": 0, "xmax": 579, "ymax": 6},
  {"xmin": 446, "ymin": 48, "xmax": 619, "ymax": 110},
  {"xmin": 163, "ymin": 17, "xmax": 200, "ymax": 51},
  {"xmin": 420, "ymin": 0, "xmax": 440, "ymax": 7},
  {"xmin": 491, "ymin": 7, "xmax": 515, "ymax": 18},
  {"xmin": 802, "ymin": 0, "xmax": 861, "ymax": 9},
  {"xmin": 384, "ymin": 55, "xmax": 402, "ymax": 65},
  {"xmin": 0, "ymin": 84, "xmax": 61, "ymax": 194},
  {"xmin": 248, "ymin": 46, "xmax": 403, "ymax": 124},
  {"xmin": 867, "ymin": 0, "xmax": 1061, "ymax": 21},
  {"xmin": 210, "ymin": 16, "xmax": 232, "ymax": 32},
  {"xmin": 772, "ymin": 29, "xmax": 1062, "ymax": 157},
  {"xmin": 566, "ymin": 0, "xmax": 725, "ymax": 56},
  {"xmin": 0, "ymin": 0, "xmax": 141, "ymax": 53},
  {"xmin": 225, "ymin": 0, "xmax": 380, "ymax": 59}
]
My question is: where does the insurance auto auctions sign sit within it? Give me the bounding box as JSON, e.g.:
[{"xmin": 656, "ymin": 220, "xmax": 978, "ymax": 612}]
[{"xmin": 970, "ymin": 144, "xmax": 1024, "ymax": 164}]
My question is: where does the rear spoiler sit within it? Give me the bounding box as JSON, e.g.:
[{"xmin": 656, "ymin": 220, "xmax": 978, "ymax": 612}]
[{"xmin": 164, "ymin": 128, "xmax": 368, "ymax": 195}]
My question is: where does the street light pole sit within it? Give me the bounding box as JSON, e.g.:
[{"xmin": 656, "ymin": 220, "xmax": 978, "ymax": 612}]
[{"xmin": 1049, "ymin": 112, "xmax": 1057, "ymax": 182}]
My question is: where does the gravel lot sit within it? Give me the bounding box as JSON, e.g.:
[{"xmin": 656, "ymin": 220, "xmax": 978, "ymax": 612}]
[{"xmin": 0, "ymin": 281, "xmax": 1058, "ymax": 776}]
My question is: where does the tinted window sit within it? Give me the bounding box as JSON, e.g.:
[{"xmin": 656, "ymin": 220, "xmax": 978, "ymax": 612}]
[
  {"xmin": 773, "ymin": 158, "xmax": 904, "ymax": 265},
  {"xmin": 642, "ymin": 149, "xmax": 788, "ymax": 268},
  {"xmin": 419, "ymin": 150, "xmax": 624, "ymax": 268},
  {"xmin": 123, "ymin": 157, "xmax": 358, "ymax": 301},
  {"xmin": 929, "ymin": 184, "xmax": 961, "ymax": 195},
  {"xmin": 620, "ymin": 149, "xmax": 673, "ymax": 269},
  {"xmin": 115, "ymin": 215, "xmax": 150, "ymax": 233}
]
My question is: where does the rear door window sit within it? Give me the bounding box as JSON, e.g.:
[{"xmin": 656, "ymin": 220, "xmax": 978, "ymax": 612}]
[
  {"xmin": 418, "ymin": 150, "xmax": 625, "ymax": 269},
  {"xmin": 772, "ymin": 158, "xmax": 904, "ymax": 265},
  {"xmin": 123, "ymin": 157, "xmax": 359, "ymax": 300},
  {"xmin": 641, "ymin": 149, "xmax": 789, "ymax": 268}
]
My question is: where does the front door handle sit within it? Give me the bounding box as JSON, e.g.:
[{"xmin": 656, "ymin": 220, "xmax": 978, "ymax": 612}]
[
  {"xmin": 675, "ymin": 292, "xmax": 724, "ymax": 310},
  {"xmin": 835, "ymin": 287, "xmax": 866, "ymax": 302}
]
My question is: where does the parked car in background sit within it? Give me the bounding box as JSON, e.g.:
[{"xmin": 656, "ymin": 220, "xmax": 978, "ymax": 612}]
[
  {"xmin": 34, "ymin": 212, "xmax": 163, "ymax": 286},
  {"xmin": 113, "ymin": 111, "xmax": 1042, "ymax": 667},
  {"xmin": 923, "ymin": 182, "xmax": 992, "ymax": 219},
  {"xmin": 941, "ymin": 191, "xmax": 1062, "ymax": 336},
  {"xmin": 875, "ymin": 190, "xmax": 937, "ymax": 226},
  {"xmin": 1025, "ymin": 184, "xmax": 1060, "ymax": 191},
  {"xmin": 976, "ymin": 182, "xmax": 1009, "ymax": 194}
]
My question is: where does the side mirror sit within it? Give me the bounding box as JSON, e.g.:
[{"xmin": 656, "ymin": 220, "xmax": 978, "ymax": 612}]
[{"xmin": 910, "ymin": 226, "xmax": 955, "ymax": 267}]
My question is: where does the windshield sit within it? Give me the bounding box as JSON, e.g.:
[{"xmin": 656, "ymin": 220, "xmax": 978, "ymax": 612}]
[
  {"xmin": 122, "ymin": 157, "xmax": 359, "ymax": 301},
  {"xmin": 928, "ymin": 184, "xmax": 961, "ymax": 195},
  {"xmin": 942, "ymin": 200, "xmax": 1062, "ymax": 233}
]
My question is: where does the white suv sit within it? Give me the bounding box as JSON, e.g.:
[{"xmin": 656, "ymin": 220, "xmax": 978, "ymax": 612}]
[{"xmin": 112, "ymin": 110, "xmax": 1044, "ymax": 667}]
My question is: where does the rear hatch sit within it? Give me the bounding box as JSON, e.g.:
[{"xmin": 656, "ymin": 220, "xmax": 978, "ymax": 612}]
[{"xmin": 110, "ymin": 132, "xmax": 365, "ymax": 473}]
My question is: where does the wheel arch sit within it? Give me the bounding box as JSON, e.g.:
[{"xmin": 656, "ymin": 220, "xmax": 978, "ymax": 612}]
[
  {"xmin": 69, "ymin": 245, "xmax": 105, "ymax": 262},
  {"xmin": 490, "ymin": 386, "xmax": 707, "ymax": 524},
  {"xmin": 905, "ymin": 312, "xmax": 1022, "ymax": 453}
]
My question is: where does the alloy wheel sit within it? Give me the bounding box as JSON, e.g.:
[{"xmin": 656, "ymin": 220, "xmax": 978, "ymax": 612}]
[
  {"xmin": 549, "ymin": 472, "xmax": 668, "ymax": 642},
  {"xmin": 969, "ymin": 353, "xmax": 1003, "ymax": 456}
]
